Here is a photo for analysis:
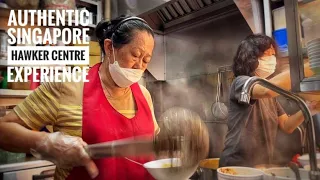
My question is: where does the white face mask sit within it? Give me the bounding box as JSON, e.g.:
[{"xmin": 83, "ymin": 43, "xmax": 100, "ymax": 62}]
[
  {"xmin": 109, "ymin": 45, "xmax": 144, "ymax": 88},
  {"xmin": 255, "ymin": 55, "xmax": 277, "ymax": 78}
]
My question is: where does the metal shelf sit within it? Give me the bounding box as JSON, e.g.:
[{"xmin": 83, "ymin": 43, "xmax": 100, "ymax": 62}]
[
  {"xmin": 0, "ymin": 89, "xmax": 33, "ymax": 98},
  {"xmin": 300, "ymin": 76, "xmax": 320, "ymax": 92}
]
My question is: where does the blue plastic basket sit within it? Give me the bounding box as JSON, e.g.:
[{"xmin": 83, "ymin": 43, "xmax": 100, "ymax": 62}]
[{"xmin": 273, "ymin": 28, "xmax": 288, "ymax": 52}]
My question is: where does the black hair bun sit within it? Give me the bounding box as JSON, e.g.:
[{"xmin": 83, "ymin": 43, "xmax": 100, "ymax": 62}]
[
  {"xmin": 95, "ymin": 20, "xmax": 109, "ymax": 41},
  {"xmin": 95, "ymin": 15, "xmax": 132, "ymax": 41}
]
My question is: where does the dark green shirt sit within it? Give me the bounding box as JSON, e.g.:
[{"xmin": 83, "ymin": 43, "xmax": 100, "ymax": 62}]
[{"xmin": 220, "ymin": 76, "xmax": 285, "ymax": 167}]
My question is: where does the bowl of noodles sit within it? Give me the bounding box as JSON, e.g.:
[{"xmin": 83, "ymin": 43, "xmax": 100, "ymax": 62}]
[
  {"xmin": 143, "ymin": 158, "xmax": 198, "ymax": 180},
  {"xmin": 217, "ymin": 166, "xmax": 264, "ymax": 180}
]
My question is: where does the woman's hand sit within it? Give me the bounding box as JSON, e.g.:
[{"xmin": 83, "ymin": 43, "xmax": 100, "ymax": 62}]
[
  {"xmin": 306, "ymin": 101, "xmax": 320, "ymax": 116},
  {"xmin": 31, "ymin": 132, "xmax": 99, "ymax": 179}
]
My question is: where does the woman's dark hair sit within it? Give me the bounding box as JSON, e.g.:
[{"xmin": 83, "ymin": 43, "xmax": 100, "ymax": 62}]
[
  {"xmin": 95, "ymin": 15, "xmax": 154, "ymax": 54},
  {"xmin": 232, "ymin": 34, "xmax": 277, "ymax": 77}
]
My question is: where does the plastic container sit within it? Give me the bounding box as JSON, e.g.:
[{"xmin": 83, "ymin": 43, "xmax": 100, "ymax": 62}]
[
  {"xmin": 272, "ymin": 7, "xmax": 286, "ymax": 30},
  {"xmin": 273, "ymin": 28, "xmax": 288, "ymax": 53}
]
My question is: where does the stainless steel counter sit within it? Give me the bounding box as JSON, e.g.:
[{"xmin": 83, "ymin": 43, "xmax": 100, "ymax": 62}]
[{"xmin": 0, "ymin": 157, "xmax": 54, "ymax": 173}]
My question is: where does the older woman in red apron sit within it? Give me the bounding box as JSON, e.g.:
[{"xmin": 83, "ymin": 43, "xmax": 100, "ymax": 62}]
[
  {"xmin": 66, "ymin": 16, "xmax": 156, "ymax": 180},
  {"xmin": 0, "ymin": 15, "xmax": 158, "ymax": 180}
]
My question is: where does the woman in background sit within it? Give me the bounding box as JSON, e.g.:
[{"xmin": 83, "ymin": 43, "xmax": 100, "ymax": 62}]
[{"xmin": 220, "ymin": 34, "xmax": 319, "ymax": 167}]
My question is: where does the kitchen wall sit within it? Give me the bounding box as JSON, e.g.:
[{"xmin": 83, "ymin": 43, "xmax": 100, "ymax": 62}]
[
  {"xmin": 145, "ymin": 10, "xmax": 304, "ymax": 160},
  {"xmin": 112, "ymin": 0, "xmax": 305, "ymax": 161},
  {"xmin": 146, "ymin": 11, "xmax": 252, "ymax": 158}
]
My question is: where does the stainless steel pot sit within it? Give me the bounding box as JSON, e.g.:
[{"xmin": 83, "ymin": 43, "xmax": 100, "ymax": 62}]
[
  {"xmin": 198, "ymin": 167, "xmax": 217, "ymax": 180},
  {"xmin": 189, "ymin": 158, "xmax": 219, "ymax": 180},
  {"xmin": 189, "ymin": 167, "xmax": 218, "ymax": 180}
]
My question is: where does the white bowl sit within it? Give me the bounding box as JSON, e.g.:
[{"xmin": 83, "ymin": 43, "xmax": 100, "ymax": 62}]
[
  {"xmin": 309, "ymin": 54, "xmax": 320, "ymax": 59},
  {"xmin": 310, "ymin": 59, "xmax": 320, "ymax": 63},
  {"xmin": 143, "ymin": 158, "xmax": 198, "ymax": 180},
  {"xmin": 309, "ymin": 62, "xmax": 320, "ymax": 68},
  {"xmin": 307, "ymin": 44, "xmax": 320, "ymax": 50},
  {"xmin": 297, "ymin": 153, "xmax": 320, "ymax": 167},
  {"xmin": 307, "ymin": 38, "xmax": 320, "ymax": 46},
  {"xmin": 307, "ymin": 41, "xmax": 320, "ymax": 49},
  {"xmin": 263, "ymin": 167, "xmax": 309, "ymax": 180},
  {"xmin": 310, "ymin": 61, "xmax": 320, "ymax": 66},
  {"xmin": 217, "ymin": 166, "xmax": 264, "ymax": 180},
  {"xmin": 307, "ymin": 47, "xmax": 320, "ymax": 54},
  {"xmin": 303, "ymin": 164, "xmax": 320, "ymax": 170},
  {"xmin": 309, "ymin": 59, "xmax": 320, "ymax": 66},
  {"xmin": 308, "ymin": 51, "xmax": 320, "ymax": 57},
  {"xmin": 310, "ymin": 57, "xmax": 320, "ymax": 62}
]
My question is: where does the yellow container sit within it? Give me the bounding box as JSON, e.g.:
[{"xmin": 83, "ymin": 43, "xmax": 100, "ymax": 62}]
[
  {"xmin": 11, "ymin": 81, "xmax": 31, "ymax": 90},
  {"xmin": 90, "ymin": 56, "xmax": 102, "ymax": 67},
  {"xmin": 199, "ymin": 158, "xmax": 220, "ymax": 170},
  {"xmin": 89, "ymin": 41, "xmax": 101, "ymax": 56}
]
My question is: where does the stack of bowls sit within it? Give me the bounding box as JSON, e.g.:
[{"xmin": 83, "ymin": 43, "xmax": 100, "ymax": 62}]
[{"xmin": 307, "ymin": 38, "xmax": 320, "ymax": 74}]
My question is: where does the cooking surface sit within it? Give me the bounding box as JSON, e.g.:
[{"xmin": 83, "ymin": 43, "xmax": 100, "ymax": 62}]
[{"xmin": 0, "ymin": 156, "xmax": 54, "ymax": 173}]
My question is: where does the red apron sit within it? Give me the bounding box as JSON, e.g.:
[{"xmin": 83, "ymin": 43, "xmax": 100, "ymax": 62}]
[{"xmin": 67, "ymin": 63, "xmax": 155, "ymax": 180}]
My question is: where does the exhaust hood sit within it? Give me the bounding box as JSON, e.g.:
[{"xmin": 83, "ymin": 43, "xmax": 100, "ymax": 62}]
[
  {"xmin": 139, "ymin": 0, "xmax": 238, "ymax": 34},
  {"xmin": 136, "ymin": 0, "xmax": 263, "ymax": 81}
]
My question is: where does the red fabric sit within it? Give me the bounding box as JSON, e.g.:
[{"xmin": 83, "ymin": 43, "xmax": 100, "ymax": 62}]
[
  {"xmin": 28, "ymin": 69, "xmax": 41, "ymax": 90},
  {"xmin": 291, "ymin": 154, "xmax": 302, "ymax": 167},
  {"xmin": 67, "ymin": 63, "xmax": 155, "ymax": 180}
]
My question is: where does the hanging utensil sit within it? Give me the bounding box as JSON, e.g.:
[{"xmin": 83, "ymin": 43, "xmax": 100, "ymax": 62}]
[{"xmin": 211, "ymin": 69, "xmax": 228, "ymax": 121}]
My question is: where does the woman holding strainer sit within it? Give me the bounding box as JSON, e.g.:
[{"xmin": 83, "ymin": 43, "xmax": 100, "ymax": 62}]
[{"xmin": 0, "ymin": 15, "xmax": 209, "ymax": 180}]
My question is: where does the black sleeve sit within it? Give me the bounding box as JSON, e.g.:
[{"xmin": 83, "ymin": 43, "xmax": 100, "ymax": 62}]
[{"xmin": 230, "ymin": 76, "xmax": 256, "ymax": 105}]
